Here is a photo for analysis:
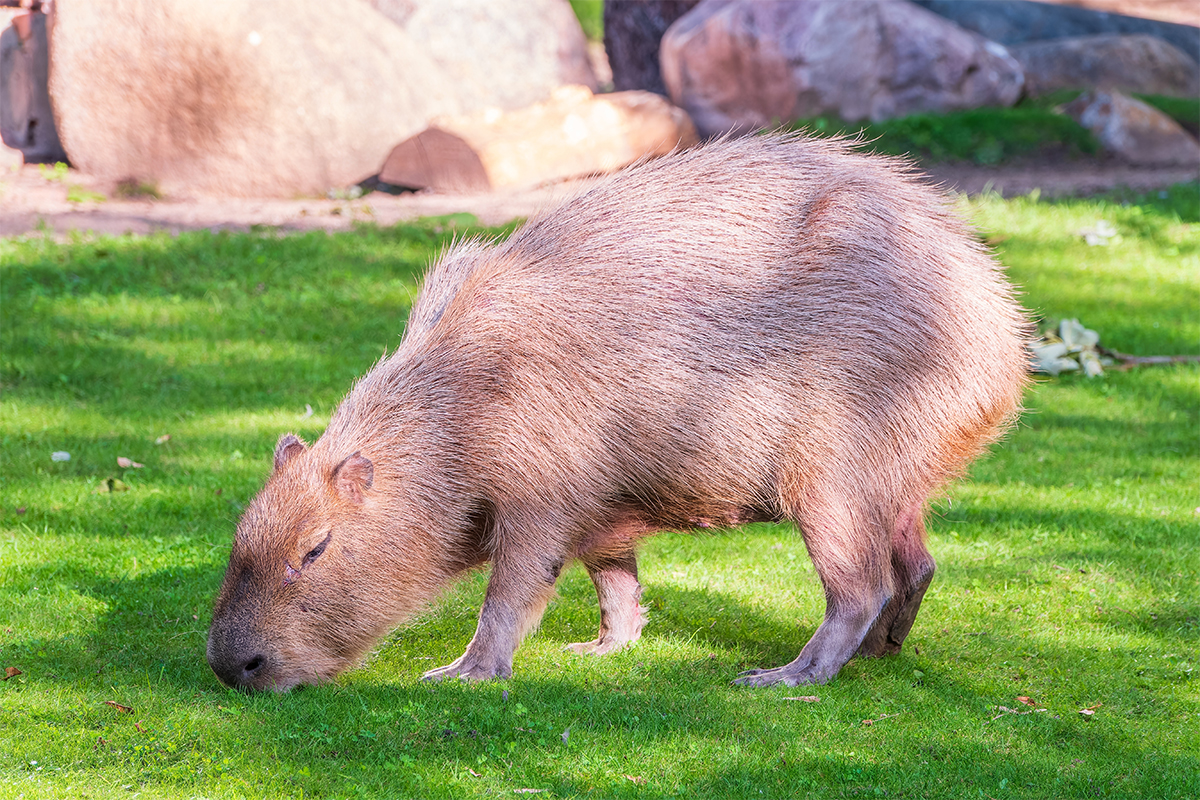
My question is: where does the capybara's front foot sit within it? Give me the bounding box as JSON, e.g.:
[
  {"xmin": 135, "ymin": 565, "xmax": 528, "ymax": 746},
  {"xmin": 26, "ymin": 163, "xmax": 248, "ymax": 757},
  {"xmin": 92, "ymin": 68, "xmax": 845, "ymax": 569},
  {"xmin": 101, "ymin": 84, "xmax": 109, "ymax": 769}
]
[
  {"xmin": 566, "ymin": 633, "xmax": 634, "ymax": 656},
  {"xmin": 567, "ymin": 599, "xmax": 648, "ymax": 655},
  {"xmin": 422, "ymin": 653, "xmax": 512, "ymax": 682}
]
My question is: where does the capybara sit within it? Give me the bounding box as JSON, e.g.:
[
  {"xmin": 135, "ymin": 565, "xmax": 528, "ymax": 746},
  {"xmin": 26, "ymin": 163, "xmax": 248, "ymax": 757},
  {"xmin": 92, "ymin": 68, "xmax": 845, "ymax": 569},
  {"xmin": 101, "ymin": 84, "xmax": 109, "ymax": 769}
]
[{"xmin": 207, "ymin": 133, "xmax": 1029, "ymax": 691}]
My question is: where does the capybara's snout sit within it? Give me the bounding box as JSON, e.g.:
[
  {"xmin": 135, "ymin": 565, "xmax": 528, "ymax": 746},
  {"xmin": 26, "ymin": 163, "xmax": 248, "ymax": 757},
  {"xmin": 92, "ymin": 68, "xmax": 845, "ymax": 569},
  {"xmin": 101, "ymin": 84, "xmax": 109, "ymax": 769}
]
[{"xmin": 206, "ymin": 622, "xmax": 275, "ymax": 691}]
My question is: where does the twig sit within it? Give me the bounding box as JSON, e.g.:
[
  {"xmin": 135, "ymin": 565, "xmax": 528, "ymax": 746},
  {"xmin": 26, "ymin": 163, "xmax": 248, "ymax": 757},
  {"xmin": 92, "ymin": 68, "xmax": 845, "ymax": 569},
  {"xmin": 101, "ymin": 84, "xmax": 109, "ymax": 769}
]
[
  {"xmin": 861, "ymin": 712, "xmax": 903, "ymax": 726},
  {"xmin": 1101, "ymin": 348, "xmax": 1200, "ymax": 372},
  {"xmin": 985, "ymin": 705, "xmax": 1047, "ymax": 724}
]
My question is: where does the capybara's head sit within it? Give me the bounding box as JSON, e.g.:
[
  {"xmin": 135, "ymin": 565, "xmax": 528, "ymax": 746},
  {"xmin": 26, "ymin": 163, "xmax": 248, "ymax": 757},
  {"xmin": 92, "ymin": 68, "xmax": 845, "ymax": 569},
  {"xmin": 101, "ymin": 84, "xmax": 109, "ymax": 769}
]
[{"xmin": 206, "ymin": 433, "xmax": 406, "ymax": 691}]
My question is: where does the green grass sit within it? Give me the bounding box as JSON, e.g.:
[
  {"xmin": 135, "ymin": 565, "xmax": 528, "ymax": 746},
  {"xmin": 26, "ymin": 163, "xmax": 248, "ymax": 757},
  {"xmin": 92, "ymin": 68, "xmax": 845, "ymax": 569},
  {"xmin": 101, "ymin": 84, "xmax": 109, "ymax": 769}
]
[
  {"xmin": 792, "ymin": 104, "xmax": 1099, "ymax": 165},
  {"xmin": 1, "ymin": 184, "xmax": 1197, "ymax": 798},
  {"xmin": 569, "ymin": 0, "xmax": 603, "ymax": 43},
  {"xmin": 791, "ymin": 92, "xmax": 1200, "ymax": 166}
]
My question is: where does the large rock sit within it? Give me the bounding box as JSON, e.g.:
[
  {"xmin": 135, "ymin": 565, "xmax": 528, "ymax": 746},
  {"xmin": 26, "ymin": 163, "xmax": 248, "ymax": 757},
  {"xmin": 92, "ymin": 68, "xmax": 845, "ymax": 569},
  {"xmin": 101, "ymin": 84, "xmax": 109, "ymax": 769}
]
[
  {"xmin": 380, "ymin": 85, "xmax": 698, "ymax": 192},
  {"xmin": 1013, "ymin": 34, "xmax": 1199, "ymax": 97},
  {"xmin": 366, "ymin": 0, "xmax": 596, "ymax": 111},
  {"xmin": 1063, "ymin": 89, "xmax": 1200, "ymax": 165},
  {"xmin": 49, "ymin": 0, "xmax": 595, "ymax": 197},
  {"xmin": 660, "ymin": 0, "xmax": 1025, "ymax": 137},
  {"xmin": 0, "ymin": 11, "xmax": 66, "ymax": 163},
  {"xmin": 603, "ymin": 0, "xmax": 701, "ymax": 94},
  {"xmin": 913, "ymin": 0, "xmax": 1200, "ymax": 64}
]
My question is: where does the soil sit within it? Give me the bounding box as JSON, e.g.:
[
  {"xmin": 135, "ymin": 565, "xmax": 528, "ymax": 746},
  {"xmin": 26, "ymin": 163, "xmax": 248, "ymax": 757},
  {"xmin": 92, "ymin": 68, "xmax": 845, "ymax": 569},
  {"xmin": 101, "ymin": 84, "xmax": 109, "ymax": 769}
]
[{"xmin": 1, "ymin": 152, "xmax": 1195, "ymax": 240}]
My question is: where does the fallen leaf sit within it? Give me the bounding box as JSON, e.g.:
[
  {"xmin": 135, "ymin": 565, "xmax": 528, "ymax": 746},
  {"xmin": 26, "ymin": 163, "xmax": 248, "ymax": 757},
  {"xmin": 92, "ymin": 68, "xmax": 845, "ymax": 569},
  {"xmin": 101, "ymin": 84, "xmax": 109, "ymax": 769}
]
[
  {"xmin": 782, "ymin": 696, "xmax": 820, "ymax": 702},
  {"xmin": 135, "ymin": 722, "xmax": 145, "ymax": 733},
  {"xmin": 93, "ymin": 477, "xmax": 130, "ymax": 494},
  {"xmin": 467, "ymin": 768, "xmax": 481, "ymax": 778},
  {"xmin": 561, "ymin": 727, "xmax": 570, "ymax": 744},
  {"xmin": 15, "ymin": 507, "xmax": 25, "ymax": 514},
  {"xmin": 117, "ymin": 457, "xmax": 145, "ymax": 469},
  {"xmin": 1077, "ymin": 220, "xmax": 1117, "ymax": 246},
  {"xmin": 624, "ymin": 775, "xmax": 647, "ymax": 785},
  {"xmin": 155, "ymin": 434, "xmax": 171, "ymax": 445},
  {"xmin": 4, "ymin": 666, "xmax": 22, "ymax": 680},
  {"xmin": 1079, "ymin": 702, "xmax": 1102, "ymax": 717},
  {"xmin": 1016, "ymin": 696, "xmax": 1038, "ymax": 707},
  {"xmin": 104, "ymin": 701, "xmax": 133, "ymax": 714}
]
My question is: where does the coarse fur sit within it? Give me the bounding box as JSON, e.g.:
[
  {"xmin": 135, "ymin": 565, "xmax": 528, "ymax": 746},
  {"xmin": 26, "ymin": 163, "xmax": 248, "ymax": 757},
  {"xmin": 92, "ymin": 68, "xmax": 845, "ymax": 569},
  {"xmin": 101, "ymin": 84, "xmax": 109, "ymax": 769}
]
[{"xmin": 207, "ymin": 133, "xmax": 1030, "ymax": 692}]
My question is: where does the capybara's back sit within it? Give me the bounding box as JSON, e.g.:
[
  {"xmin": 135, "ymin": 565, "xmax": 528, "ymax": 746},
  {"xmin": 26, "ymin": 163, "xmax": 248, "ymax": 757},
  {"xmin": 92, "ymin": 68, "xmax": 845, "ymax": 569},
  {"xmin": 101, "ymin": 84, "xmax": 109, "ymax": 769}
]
[{"xmin": 207, "ymin": 134, "xmax": 1029, "ymax": 691}]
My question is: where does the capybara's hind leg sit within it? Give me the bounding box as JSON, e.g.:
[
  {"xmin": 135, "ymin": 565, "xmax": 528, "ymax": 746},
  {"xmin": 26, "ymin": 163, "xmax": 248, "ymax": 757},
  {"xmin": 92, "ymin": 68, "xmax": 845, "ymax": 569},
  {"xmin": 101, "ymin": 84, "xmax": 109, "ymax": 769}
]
[
  {"xmin": 735, "ymin": 490, "xmax": 891, "ymax": 687},
  {"xmin": 568, "ymin": 554, "xmax": 648, "ymax": 655},
  {"xmin": 857, "ymin": 504, "xmax": 936, "ymax": 658},
  {"xmin": 859, "ymin": 506, "xmax": 931, "ymax": 657}
]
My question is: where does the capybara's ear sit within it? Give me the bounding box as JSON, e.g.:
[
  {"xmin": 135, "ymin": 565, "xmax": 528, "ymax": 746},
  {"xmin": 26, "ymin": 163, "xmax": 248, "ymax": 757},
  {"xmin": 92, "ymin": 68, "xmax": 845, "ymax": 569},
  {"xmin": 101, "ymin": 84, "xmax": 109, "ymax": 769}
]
[
  {"xmin": 333, "ymin": 452, "xmax": 374, "ymax": 504},
  {"xmin": 274, "ymin": 433, "xmax": 307, "ymax": 472}
]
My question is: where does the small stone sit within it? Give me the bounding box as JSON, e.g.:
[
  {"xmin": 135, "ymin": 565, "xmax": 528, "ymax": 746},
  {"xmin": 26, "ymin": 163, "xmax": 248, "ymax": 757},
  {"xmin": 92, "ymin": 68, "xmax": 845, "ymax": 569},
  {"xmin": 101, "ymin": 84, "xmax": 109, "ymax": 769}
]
[{"xmin": 1063, "ymin": 89, "xmax": 1200, "ymax": 166}]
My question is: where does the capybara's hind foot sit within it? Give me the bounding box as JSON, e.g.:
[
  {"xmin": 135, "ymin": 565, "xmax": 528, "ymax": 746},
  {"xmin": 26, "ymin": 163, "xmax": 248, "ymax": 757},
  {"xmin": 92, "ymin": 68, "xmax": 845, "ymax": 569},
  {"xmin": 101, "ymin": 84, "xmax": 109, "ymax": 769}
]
[
  {"xmin": 733, "ymin": 658, "xmax": 834, "ymax": 688},
  {"xmin": 735, "ymin": 593, "xmax": 887, "ymax": 687}
]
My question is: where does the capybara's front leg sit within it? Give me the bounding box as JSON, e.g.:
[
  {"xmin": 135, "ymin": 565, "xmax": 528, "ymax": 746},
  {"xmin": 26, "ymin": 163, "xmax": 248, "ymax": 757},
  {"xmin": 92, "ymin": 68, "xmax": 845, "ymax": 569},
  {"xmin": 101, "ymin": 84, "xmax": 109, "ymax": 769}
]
[
  {"xmin": 568, "ymin": 554, "xmax": 648, "ymax": 655},
  {"xmin": 423, "ymin": 544, "xmax": 562, "ymax": 682}
]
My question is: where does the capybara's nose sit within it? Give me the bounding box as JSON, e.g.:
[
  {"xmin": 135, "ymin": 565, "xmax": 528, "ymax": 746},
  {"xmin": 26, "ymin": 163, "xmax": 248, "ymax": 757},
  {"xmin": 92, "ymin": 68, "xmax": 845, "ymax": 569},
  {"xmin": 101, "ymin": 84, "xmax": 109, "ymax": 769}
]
[
  {"xmin": 206, "ymin": 629, "xmax": 271, "ymax": 689},
  {"xmin": 208, "ymin": 651, "xmax": 267, "ymax": 689},
  {"xmin": 241, "ymin": 654, "xmax": 266, "ymax": 680}
]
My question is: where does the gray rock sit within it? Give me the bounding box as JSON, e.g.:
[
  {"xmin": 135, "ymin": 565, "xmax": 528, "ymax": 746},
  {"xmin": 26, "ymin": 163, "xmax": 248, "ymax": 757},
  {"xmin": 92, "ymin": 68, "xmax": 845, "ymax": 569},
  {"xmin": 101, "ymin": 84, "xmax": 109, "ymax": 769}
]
[
  {"xmin": 1063, "ymin": 89, "xmax": 1200, "ymax": 165},
  {"xmin": 912, "ymin": 0, "xmax": 1199, "ymax": 64},
  {"xmin": 0, "ymin": 12, "xmax": 66, "ymax": 163},
  {"xmin": 660, "ymin": 0, "xmax": 1025, "ymax": 137},
  {"xmin": 1013, "ymin": 34, "xmax": 1199, "ymax": 97},
  {"xmin": 49, "ymin": 0, "xmax": 594, "ymax": 198}
]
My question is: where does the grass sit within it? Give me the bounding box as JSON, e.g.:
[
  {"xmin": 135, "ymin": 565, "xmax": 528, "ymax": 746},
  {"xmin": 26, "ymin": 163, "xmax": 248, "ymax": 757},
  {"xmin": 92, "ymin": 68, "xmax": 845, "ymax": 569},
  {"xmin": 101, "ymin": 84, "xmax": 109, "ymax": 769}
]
[
  {"xmin": 1, "ymin": 181, "xmax": 1197, "ymax": 799},
  {"xmin": 793, "ymin": 105, "xmax": 1099, "ymax": 165},
  {"xmin": 790, "ymin": 92, "xmax": 1200, "ymax": 166},
  {"xmin": 569, "ymin": 0, "xmax": 603, "ymax": 43}
]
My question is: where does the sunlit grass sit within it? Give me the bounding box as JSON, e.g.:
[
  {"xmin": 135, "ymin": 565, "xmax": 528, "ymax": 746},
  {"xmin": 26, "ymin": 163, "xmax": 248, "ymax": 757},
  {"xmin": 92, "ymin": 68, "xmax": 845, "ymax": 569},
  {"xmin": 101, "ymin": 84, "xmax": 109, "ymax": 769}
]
[{"xmin": 1, "ymin": 189, "xmax": 1197, "ymax": 798}]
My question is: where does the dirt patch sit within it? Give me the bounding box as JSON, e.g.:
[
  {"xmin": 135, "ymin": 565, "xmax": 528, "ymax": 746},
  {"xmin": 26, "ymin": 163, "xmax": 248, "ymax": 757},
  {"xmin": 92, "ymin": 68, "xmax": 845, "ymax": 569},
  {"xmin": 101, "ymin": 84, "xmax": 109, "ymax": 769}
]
[
  {"xmin": 1, "ymin": 153, "xmax": 1194, "ymax": 240},
  {"xmin": 0, "ymin": 165, "xmax": 597, "ymax": 237},
  {"xmin": 922, "ymin": 156, "xmax": 1198, "ymax": 200}
]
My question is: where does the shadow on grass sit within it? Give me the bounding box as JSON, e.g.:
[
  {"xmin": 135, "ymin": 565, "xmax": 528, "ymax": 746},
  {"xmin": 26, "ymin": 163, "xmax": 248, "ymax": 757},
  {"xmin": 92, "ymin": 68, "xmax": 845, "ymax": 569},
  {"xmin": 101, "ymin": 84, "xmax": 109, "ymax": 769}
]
[
  {"xmin": 3, "ymin": 522, "xmax": 1197, "ymax": 797},
  {"xmin": 7, "ymin": 484, "xmax": 1196, "ymax": 691}
]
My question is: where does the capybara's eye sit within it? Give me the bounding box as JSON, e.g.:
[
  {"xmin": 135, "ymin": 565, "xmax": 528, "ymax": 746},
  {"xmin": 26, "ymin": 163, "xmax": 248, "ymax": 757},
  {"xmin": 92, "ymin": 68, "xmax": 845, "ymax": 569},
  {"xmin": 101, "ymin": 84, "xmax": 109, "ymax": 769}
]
[{"xmin": 302, "ymin": 531, "xmax": 333, "ymax": 568}]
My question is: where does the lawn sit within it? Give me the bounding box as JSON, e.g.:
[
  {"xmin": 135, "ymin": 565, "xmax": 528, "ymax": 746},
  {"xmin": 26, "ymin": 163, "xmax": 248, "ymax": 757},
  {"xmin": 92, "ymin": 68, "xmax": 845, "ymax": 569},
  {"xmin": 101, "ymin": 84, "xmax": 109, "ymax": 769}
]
[{"xmin": 1, "ymin": 180, "xmax": 1197, "ymax": 799}]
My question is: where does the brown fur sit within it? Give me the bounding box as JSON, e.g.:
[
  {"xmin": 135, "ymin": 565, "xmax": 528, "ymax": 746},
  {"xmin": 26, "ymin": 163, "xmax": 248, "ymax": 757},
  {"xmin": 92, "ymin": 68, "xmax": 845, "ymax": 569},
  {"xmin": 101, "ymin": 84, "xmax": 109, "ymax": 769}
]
[{"xmin": 206, "ymin": 133, "xmax": 1030, "ymax": 691}]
